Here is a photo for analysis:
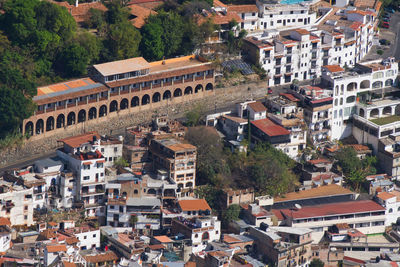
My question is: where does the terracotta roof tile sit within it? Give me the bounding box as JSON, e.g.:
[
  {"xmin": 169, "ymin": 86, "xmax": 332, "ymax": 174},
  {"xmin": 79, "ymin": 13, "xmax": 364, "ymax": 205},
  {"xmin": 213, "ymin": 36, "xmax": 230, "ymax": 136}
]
[
  {"xmin": 154, "ymin": 235, "xmax": 173, "ymax": 243},
  {"xmin": 280, "ymin": 93, "xmax": 299, "ymax": 102},
  {"xmin": 66, "ymin": 237, "xmax": 79, "ymax": 245},
  {"xmin": 178, "ymin": 199, "xmax": 211, "ymax": 211},
  {"xmin": 58, "ymin": 131, "xmax": 100, "ymax": 148},
  {"xmin": 274, "ymin": 184, "xmax": 352, "ymax": 203},
  {"xmin": 294, "ymin": 28, "xmax": 310, "ymax": 35},
  {"xmin": 248, "ymin": 102, "xmax": 267, "ymax": 113},
  {"xmin": 63, "ymin": 261, "xmax": 76, "ymax": 267},
  {"xmin": 46, "ymin": 244, "xmax": 67, "ymax": 253},
  {"xmin": 52, "ymin": 1, "xmax": 107, "ymax": 23},
  {"xmin": 323, "ymin": 65, "xmax": 345, "ymax": 73},
  {"xmin": 278, "ymin": 200, "xmax": 384, "ymax": 219},
  {"xmin": 222, "ymin": 115, "xmax": 247, "ymax": 124},
  {"xmin": 251, "ymin": 118, "xmax": 290, "ymax": 137},
  {"xmin": 84, "ymin": 251, "xmax": 119, "ymax": 263},
  {"xmin": 346, "ymin": 144, "xmax": 371, "ymax": 152},
  {"xmin": 0, "ymin": 218, "xmax": 11, "ymax": 226},
  {"xmin": 377, "ymin": 192, "xmax": 396, "ymax": 201},
  {"xmin": 128, "ymin": 4, "xmax": 157, "ymax": 28},
  {"xmin": 149, "ymin": 244, "xmax": 166, "ymax": 250},
  {"xmin": 227, "ymin": 4, "xmax": 258, "ymax": 13}
]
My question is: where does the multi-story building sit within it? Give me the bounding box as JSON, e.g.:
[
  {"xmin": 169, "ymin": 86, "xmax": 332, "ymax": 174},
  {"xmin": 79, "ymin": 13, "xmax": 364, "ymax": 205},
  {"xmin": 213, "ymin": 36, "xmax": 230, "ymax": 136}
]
[
  {"xmin": 22, "ymin": 55, "xmax": 215, "ymax": 139},
  {"xmin": 273, "ymin": 200, "xmax": 386, "ymax": 242},
  {"xmin": 61, "ymin": 224, "xmax": 101, "ymax": 250},
  {"xmin": 149, "ymin": 138, "xmax": 197, "ymax": 198},
  {"xmin": 0, "ymin": 218, "xmax": 11, "ymax": 253},
  {"xmin": 249, "ymin": 226, "xmax": 313, "ymax": 267},
  {"xmin": 171, "ymin": 216, "xmax": 221, "ymax": 253},
  {"xmin": 57, "ymin": 132, "xmax": 106, "ymax": 217},
  {"xmin": 378, "ymin": 135, "xmax": 400, "ymax": 180},
  {"xmin": 0, "ymin": 178, "xmax": 34, "ymax": 226},
  {"xmin": 320, "ymin": 57, "xmax": 399, "ymax": 147},
  {"xmin": 243, "ymin": 4, "xmax": 378, "ymax": 86}
]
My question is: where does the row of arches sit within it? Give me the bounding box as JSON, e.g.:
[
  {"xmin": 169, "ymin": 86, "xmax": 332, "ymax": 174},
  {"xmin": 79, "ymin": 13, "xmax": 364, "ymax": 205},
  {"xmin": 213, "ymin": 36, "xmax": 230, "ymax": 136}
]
[
  {"xmin": 334, "ymin": 79, "xmax": 394, "ymax": 95},
  {"xmin": 24, "ymin": 84, "xmax": 214, "ymax": 136}
]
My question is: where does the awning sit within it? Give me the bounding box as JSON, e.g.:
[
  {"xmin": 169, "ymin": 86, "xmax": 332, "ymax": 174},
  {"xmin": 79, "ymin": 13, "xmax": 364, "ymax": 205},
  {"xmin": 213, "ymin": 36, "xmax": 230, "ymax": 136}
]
[{"xmin": 83, "ymin": 162, "xmax": 91, "ymax": 165}]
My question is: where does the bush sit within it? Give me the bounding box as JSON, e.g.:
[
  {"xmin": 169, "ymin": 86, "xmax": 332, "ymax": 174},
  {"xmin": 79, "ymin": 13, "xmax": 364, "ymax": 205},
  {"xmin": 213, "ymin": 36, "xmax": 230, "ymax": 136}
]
[{"xmin": 377, "ymin": 49, "xmax": 384, "ymax": 55}]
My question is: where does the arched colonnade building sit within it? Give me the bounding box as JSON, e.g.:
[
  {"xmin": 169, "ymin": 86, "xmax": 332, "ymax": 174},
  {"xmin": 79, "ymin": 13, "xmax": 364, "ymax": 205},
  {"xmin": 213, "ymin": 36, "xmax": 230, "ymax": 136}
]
[{"xmin": 23, "ymin": 55, "xmax": 215, "ymax": 138}]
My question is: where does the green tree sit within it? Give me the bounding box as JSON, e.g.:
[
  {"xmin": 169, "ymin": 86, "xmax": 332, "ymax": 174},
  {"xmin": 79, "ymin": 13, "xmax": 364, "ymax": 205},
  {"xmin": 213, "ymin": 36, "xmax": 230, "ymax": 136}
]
[
  {"xmin": 105, "ymin": 22, "xmax": 141, "ymax": 60},
  {"xmin": 87, "ymin": 8, "xmax": 106, "ymax": 30},
  {"xmin": 334, "ymin": 147, "xmax": 362, "ymax": 176},
  {"xmin": 130, "ymin": 214, "xmax": 138, "ymax": 228},
  {"xmin": 114, "ymin": 157, "xmax": 129, "ymax": 168},
  {"xmin": 0, "ymin": 86, "xmax": 35, "ymax": 138},
  {"xmin": 57, "ymin": 43, "xmax": 90, "ymax": 77},
  {"xmin": 105, "ymin": 0, "xmax": 130, "ymax": 24},
  {"xmin": 75, "ymin": 32, "xmax": 102, "ymax": 64},
  {"xmin": 195, "ymin": 185, "xmax": 223, "ymax": 210},
  {"xmin": 140, "ymin": 21, "xmax": 164, "ymax": 61},
  {"xmin": 222, "ymin": 204, "xmax": 240, "ymax": 226},
  {"xmin": 185, "ymin": 126, "xmax": 230, "ymax": 185},
  {"xmin": 185, "ymin": 104, "xmax": 204, "ymax": 127},
  {"xmin": 310, "ymin": 258, "xmax": 324, "ymax": 267}
]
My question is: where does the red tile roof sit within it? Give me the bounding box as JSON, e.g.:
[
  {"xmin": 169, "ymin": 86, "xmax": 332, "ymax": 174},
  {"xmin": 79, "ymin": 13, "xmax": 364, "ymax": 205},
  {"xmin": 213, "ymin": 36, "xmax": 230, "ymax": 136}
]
[
  {"xmin": 278, "ymin": 200, "xmax": 384, "ymax": 219},
  {"xmin": 0, "ymin": 218, "xmax": 11, "ymax": 226},
  {"xmin": 308, "ymin": 158, "xmax": 332, "ymax": 165},
  {"xmin": 84, "ymin": 251, "xmax": 119, "ymax": 263},
  {"xmin": 63, "ymin": 261, "xmax": 77, "ymax": 267},
  {"xmin": 128, "ymin": 4, "xmax": 157, "ymax": 28},
  {"xmin": 346, "ymin": 144, "xmax": 371, "ymax": 152},
  {"xmin": 178, "ymin": 199, "xmax": 211, "ymax": 211},
  {"xmin": 52, "ymin": 1, "xmax": 107, "ymax": 23},
  {"xmin": 323, "ymin": 65, "xmax": 344, "ymax": 73},
  {"xmin": 251, "ymin": 118, "xmax": 290, "ymax": 137},
  {"xmin": 46, "ymin": 244, "xmax": 67, "ymax": 253},
  {"xmin": 154, "ymin": 235, "xmax": 173, "ymax": 243},
  {"xmin": 274, "ymin": 184, "xmax": 352, "ymax": 202},
  {"xmin": 248, "ymin": 102, "xmax": 267, "ymax": 113},
  {"xmin": 227, "ymin": 4, "xmax": 258, "ymax": 13},
  {"xmin": 280, "ymin": 93, "xmax": 299, "ymax": 102},
  {"xmin": 377, "ymin": 192, "xmax": 396, "ymax": 201},
  {"xmin": 58, "ymin": 131, "xmax": 100, "ymax": 148}
]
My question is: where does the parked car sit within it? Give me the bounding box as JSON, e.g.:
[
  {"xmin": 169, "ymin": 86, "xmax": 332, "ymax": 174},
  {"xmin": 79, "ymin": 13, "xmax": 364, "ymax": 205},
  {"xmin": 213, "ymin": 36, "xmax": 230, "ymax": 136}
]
[
  {"xmin": 382, "ymin": 17, "xmax": 390, "ymax": 22},
  {"xmin": 268, "ymin": 88, "xmax": 273, "ymax": 94},
  {"xmin": 381, "ymin": 22, "xmax": 390, "ymax": 28},
  {"xmin": 379, "ymin": 39, "xmax": 391, "ymax": 45}
]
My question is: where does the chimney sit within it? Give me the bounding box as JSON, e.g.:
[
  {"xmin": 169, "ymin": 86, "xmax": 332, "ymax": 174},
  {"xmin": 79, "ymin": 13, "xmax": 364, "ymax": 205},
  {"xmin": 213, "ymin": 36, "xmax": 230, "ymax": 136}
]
[{"xmin": 75, "ymin": 0, "xmax": 78, "ymax": 7}]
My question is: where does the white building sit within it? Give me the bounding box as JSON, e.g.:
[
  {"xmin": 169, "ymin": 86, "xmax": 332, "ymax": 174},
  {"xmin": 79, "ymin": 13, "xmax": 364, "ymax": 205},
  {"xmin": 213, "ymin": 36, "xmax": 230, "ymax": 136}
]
[
  {"xmin": 57, "ymin": 132, "xmax": 107, "ymax": 217},
  {"xmin": 274, "ymin": 200, "xmax": 386, "ymax": 242},
  {"xmin": 320, "ymin": 57, "xmax": 399, "ymax": 146},
  {"xmin": 171, "ymin": 216, "xmax": 221, "ymax": 253},
  {"xmin": 0, "ymin": 178, "xmax": 34, "ymax": 226},
  {"xmin": 243, "ymin": 4, "xmax": 378, "ymax": 86},
  {"xmin": 374, "ymin": 191, "xmax": 400, "ymax": 226},
  {"xmin": 62, "ymin": 225, "xmax": 101, "ymax": 250},
  {"xmin": 0, "ymin": 220, "xmax": 11, "ymax": 253}
]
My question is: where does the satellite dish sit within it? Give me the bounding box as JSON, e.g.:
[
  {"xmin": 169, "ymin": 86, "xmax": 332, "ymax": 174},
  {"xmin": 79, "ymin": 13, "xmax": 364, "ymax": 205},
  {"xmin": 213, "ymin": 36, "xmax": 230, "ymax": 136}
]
[{"xmin": 294, "ymin": 204, "xmax": 302, "ymax": 210}]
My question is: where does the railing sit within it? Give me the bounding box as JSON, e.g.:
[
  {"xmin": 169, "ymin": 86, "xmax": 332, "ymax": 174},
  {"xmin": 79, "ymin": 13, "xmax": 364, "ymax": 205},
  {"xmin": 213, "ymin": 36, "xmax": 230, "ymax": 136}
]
[
  {"xmin": 99, "ymin": 96, "xmax": 108, "ymax": 101},
  {"xmin": 110, "ymin": 92, "xmax": 119, "ymax": 97},
  {"xmin": 46, "ymin": 107, "xmax": 55, "ymax": 112},
  {"xmin": 57, "ymin": 105, "xmax": 66, "ymax": 110},
  {"xmin": 164, "ymin": 81, "xmax": 173, "ymax": 86},
  {"xmin": 174, "ymin": 80, "xmax": 183, "ymax": 84},
  {"xmin": 142, "ymin": 85, "xmax": 151, "ymax": 90},
  {"xmin": 120, "ymin": 90, "xmax": 130, "ymax": 95},
  {"xmin": 152, "ymin": 83, "xmax": 161, "ymax": 88},
  {"xmin": 206, "ymin": 74, "xmax": 213, "ymax": 79},
  {"xmin": 195, "ymin": 76, "xmax": 204, "ymax": 81},
  {"xmin": 77, "ymin": 101, "xmax": 86, "ymax": 106},
  {"xmin": 88, "ymin": 99, "xmax": 97, "ymax": 103},
  {"xmin": 67, "ymin": 103, "xmax": 76, "ymax": 108}
]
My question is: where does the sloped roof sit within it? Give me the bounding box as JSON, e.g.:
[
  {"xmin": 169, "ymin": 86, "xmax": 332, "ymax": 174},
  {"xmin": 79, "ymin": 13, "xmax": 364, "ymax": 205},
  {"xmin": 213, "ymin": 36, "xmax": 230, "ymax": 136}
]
[
  {"xmin": 58, "ymin": 131, "xmax": 100, "ymax": 148},
  {"xmin": 377, "ymin": 192, "xmax": 396, "ymax": 201},
  {"xmin": 248, "ymin": 102, "xmax": 267, "ymax": 113},
  {"xmin": 251, "ymin": 118, "xmax": 290, "ymax": 137},
  {"xmin": 46, "ymin": 244, "xmax": 67, "ymax": 253},
  {"xmin": 128, "ymin": 4, "xmax": 157, "ymax": 28},
  {"xmin": 178, "ymin": 199, "xmax": 211, "ymax": 211},
  {"xmin": 0, "ymin": 218, "xmax": 11, "ymax": 226}
]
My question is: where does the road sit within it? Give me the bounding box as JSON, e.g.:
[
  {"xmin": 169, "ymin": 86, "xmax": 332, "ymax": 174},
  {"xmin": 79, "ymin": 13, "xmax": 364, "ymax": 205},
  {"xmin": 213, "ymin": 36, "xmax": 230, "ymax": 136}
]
[{"xmin": 391, "ymin": 12, "xmax": 400, "ymax": 60}]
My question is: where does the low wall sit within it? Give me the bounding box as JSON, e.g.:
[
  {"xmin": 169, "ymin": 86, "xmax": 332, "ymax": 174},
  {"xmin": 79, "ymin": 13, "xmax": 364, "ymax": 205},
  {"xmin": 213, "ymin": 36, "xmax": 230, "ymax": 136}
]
[{"xmin": 0, "ymin": 82, "xmax": 268, "ymax": 168}]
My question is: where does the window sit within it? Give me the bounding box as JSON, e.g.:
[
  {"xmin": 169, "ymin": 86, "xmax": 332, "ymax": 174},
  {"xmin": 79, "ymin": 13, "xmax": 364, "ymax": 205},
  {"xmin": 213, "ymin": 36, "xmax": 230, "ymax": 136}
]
[
  {"xmin": 389, "ymin": 208, "xmax": 393, "ymax": 213},
  {"xmin": 109, "ymin": 157, "xmax": 112, "ymax": 161},
  {"xmin": 83, "ymin": 176, "xmax": 90, "ymax": 180},
  {"xmin": 83, "ymin": 164, "xmax": 90, "ymax": 170},
  {"xmin": 84, "ymin": 236, "xmax": 87, "ymax": 239},
  {"xmin": 93, "ymin": 234, "xmax": 96, "ymax": 237},
  {"xmin": 114, "ymin": 147, "xmax": 118, "ymax": 152},
  {"xmin": 101, "ymin": 148, "xmax": 104, "ymax": 152},
  {"xmin": 24, "ymin": 215, "xmax": 28, "ymax": 220},
  {"xmin": 277, "ymin": 19, "xmax": 282, "ymax": 23},
  {"xmin": 24, "ymin": 206, "xmax": 28, "ymax": 211}
]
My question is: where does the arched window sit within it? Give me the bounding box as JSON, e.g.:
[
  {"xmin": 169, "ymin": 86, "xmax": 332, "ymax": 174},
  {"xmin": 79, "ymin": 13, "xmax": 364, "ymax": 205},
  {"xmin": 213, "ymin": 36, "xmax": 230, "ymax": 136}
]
[
  {"xmin": 389, "ymin": 208, "xmax": 393, "ymax": 213},
  {"xmin": 373, "ymin": 72, "xmax": 384, "ymax": 79}
]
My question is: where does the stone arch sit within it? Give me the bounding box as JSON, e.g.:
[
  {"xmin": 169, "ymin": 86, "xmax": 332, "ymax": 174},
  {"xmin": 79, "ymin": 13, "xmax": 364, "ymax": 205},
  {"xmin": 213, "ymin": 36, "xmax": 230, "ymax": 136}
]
[
  {"xmin": 152, "ymin": 92, "xmax": 161, "ymax": 103},
  {"xmin": 36, "ymin": 119, "xmax": 44, "ymax": 134},
  {"xmin": 370, "ymin": 108, "xmax": 379, "ymax": 118},
  {"xmin": 334, "ymin": 99, "xmax": 338, "ymax": 106},
  {"xmin": 110, "ymin": 100, "xmax": 118, "ymax": 112},
  {"xmin": 347, "ymin": 82, "xmax": 357, "ymax": 92},
  {"xmin": 385, "ymin": 79, "xmax": 394, "ymax": 87},
  {"xmin": 46, "ymin": 116, "xmax": 54, "ymax": 132},
  {"xmin": 206, "ymin": 83, "xmax": 213, "ymax": 91},
  {"xmin": 88, "ymin": 107, "xmax": 97, "ymax": 120},
  {"xmin": 372, "ymin": 81, "xmax": 383, "ymax": 89},
  {"xmin": 142, "ymin": 94, "xmax": 150, "ymax": 105},
  {"xmin": 373, "ymin": 72, "xmax": 384, "ymax": 79},
  {"xmin": 56, "ymin": 114, "xmax": 65, "ymax": 128},
  {"xmin": 163, "ymin": 90, "xmax": 171, "ymax": 100},
  {"xmin": 184, "ymin": 86, "xmax": 193, "ymax": 95},
  {"xmin": 383, "ymin": 106, "xmax": 392, "ymax": 115},
  {"xmin": 25, "ymin": 121, "xmax": 34, "ymax": 136},
  {"xmin": 186, "ymin": 182, "xmax": 193, "ymax": 188},
  {"xmin": 148, "ymin": 189, "xmax": 156, "ymax": 195},
  {"xmin": 173, "ymin": 88, "xmax": 182, "ymax": 97},
  {"xmin": 67, "ymin": 112, "xmax": 76, "ymax": 126},
  {"xmin": 78, "ymin": 109, "xmax": 86, "ymax": 123},
  {"xmin": 99, "ymin": 105, "xmax": 107, "ymax": 117},
  {"xmin": 346, "ymin": 96, "xmax": 356, "ymax": 104},
  {"xmin": 335, "ymin": 85, "xmax": 339, "ymax": 95},
  {"xmin": 120, "ymin": 98, "xmax": 129, "ymax": 110},
  {"xmin": 387, "ymin": 69, "xmax": 395, "ymax": 77},
  {"xmin": 340, "ymin": 84, "xmax": 344, "ymax": 94},
  {"xmin": 131, "ymin": 96, "xmax": 139, "ymax": 107},
  {"xmin": 359, "ymin": 108, "xmax": 365, "ymax": 118},
  {"xmin": 360, "ymin": 80, "xmax": 370, "ymax": 89},
  {"xmin": 195, "ymin": 84, "xmax": 203, "ymax": 93}
]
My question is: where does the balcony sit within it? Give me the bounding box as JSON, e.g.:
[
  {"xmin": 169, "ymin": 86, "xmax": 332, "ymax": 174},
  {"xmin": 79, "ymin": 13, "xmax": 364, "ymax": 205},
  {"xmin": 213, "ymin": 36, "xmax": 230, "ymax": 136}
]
[
  {"xmin": 88, "ymin": 98, "xmax": 97, "ymax": 103},
  {"xmin": 99, "ymin": 96, "xmax": 108, "ymax": 101},
  {"xmin": 67, "ymin": 103, "xmax": 76, "ymax": 108},
  {"xmin": 110, "ymin": 92, "xmax": 119, "ymax": 97},
  {"xmin": 120, "ymin": 90, "xmax": 130, "ymax": 95},
  {"xmin": 77, "ymin": 100, "xmax": 86, "ymax": 106},
  {"xmin": 195, "ymin": 76, "xmax": 204, "ymax": 81}
]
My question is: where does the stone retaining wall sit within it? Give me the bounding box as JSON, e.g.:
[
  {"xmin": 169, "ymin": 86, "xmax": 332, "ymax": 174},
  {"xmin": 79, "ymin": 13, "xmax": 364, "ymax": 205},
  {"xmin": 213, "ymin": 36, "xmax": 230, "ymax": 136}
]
[{"xmin": 0, "ymin": 81, "xmax": 268, "ymax": 168}]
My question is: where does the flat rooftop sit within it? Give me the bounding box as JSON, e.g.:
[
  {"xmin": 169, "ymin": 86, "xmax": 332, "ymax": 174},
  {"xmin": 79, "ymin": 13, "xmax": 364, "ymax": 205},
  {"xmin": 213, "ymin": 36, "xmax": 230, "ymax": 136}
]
[
  {"xmin": 33, "ymin": 78, "xmax": 105, "ymax": 103},
  {"xmin": 93, "ymin": 57, "xmax": 151, "ymax": 76},
  {"xmin": 149, "ymin": 55, "xmax": 208, "ymax": 73},
  {"xmin": 155, "ymin": 138, "xmax": 196, "ymax": 152},
  {"xmin": 369, "ymin": 115, "xmax": 400, "ymax": 126},
  {"xmin": 274, "ymin": 184, "xmax": 353, "ymax": 203}
]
